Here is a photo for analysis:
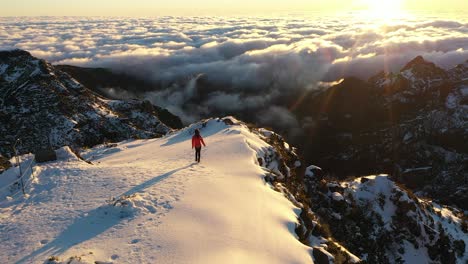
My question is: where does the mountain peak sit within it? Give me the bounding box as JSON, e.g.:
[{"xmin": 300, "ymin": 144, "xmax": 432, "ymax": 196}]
[
  {"xmin": 400, "ymin": 55, "xmax": 434, "ymax": 71},
  {"xmin": 0, "ymin": 49, "xmax": 32, "ymax": 60},
  {"xmin": 399, "ymin": 55, "xmax": 447, "ymax": 81}
]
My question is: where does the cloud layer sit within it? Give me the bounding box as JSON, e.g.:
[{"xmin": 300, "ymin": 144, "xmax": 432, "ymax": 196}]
[{"xmin": 1, "ymin": 15, "xmax": 467, "ymax": 132}]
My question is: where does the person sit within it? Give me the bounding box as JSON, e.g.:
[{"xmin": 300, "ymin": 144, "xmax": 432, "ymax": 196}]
[{"xmin": 192, "ymin": 129, "xmax": 206, "ymax": 163}]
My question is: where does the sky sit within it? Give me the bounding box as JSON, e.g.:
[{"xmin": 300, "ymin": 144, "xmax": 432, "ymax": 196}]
[
  {"xmin": 2, "ymin": 14, "xmax": 466, "ymax": 128},
  {"xmin": 0, "ymin": 1, "xmax": 467, "ymax": 138},
  {"xmin": 1, "ymin": 0, "xmax": 467, "ymax": 16}
]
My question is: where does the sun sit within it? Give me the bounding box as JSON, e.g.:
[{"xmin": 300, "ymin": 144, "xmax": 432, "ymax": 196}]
[{"xmin": 358, "ymin": 0, "xmax": 405, "ymax": 20}]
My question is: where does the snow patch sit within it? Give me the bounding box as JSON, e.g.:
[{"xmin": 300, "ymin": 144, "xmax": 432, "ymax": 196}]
[
  {"xmin": 460, "ymin": 85, "xmax": 468, "ymax": 97},
  {"xmin": 55, "ymin": 146, "xmax": 81, "ymax": 162},
  {"xmin": 331, "ymin": 192, "xmax": 344, "ymax": 201},
  {"xmin": 258, "ymin": 128, "xmax": 274, "ymax": 138},
  {"xmin": 305, "ymin": 165, "xmax": 322, "ymax": 177},
  {"xmin": 0, "ymin": 64, "xmax": 8, "ymax": 75},
  {"xmin": 446, "ymin": 93, "xmax": 459, "ymax": 109}
]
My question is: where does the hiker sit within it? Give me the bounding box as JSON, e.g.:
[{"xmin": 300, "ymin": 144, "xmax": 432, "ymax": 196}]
[{"xmin": 192, "ymin": 129, "xmax": 206, "ymax": 163}]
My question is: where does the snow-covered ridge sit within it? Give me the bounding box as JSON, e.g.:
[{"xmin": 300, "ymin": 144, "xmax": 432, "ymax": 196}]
[
  {"xmin": 2, "ymin": 116, "xmax": 466, "ymax": 263},
  {"xmin": 0, "ymin": 117, "xmax": 319, "ymax": 263}
]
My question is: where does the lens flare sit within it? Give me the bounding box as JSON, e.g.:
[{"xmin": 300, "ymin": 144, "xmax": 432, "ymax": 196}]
[{"xmin": 359, "ymin": 0, "xmax": 406, "ymax": 20}]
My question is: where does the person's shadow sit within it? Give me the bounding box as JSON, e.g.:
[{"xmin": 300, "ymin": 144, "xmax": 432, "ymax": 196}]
[{"xmin": 16, "ymin": 164, "xmax": 193, "ymax": 263}]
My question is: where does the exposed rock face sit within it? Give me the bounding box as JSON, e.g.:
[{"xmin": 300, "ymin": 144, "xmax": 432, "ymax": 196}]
[
  {"xmin": 34, "ymin": 149, "xmax": 57, "ymax": 163},
  {"xmin": 304, "ymin": 174, "xmax": 467, "ymax": 264},
  {"xmin": 313, "ymin": 247, "xmax": 333, "ymax": 264},
  {"xmin": 246, "ymin": 120, "xmax": 467, "ymax": 263},
  {"xmin": 246, "ymin": 124, "xmax": 360, "ymax": 263},
  {"xmin": 293, "ymin": 55, "xmax": 467, "ymax": 210},
  {"xmin": 55, "ymin": 64, "xmax": 157, "ymax": 95},
  {"xmin": 0, "ymin": 155, "xmax": 10, "ymax": 173},
  {"xmin": 0, "ymin": 49, "xmax": 181, "ymax": 157},
  {"xmin": 55, "ymin": 65, "xmax": 184, "ymax": 130},
  {"xmin": 448, "ymin": 60, "xmax": 468, "ymax": 82}
]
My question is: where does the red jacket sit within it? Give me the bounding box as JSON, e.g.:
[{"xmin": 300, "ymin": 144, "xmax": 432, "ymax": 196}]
[{"xmin": 192, "ymin": 135, "xmax": 206, "ymax": 148}]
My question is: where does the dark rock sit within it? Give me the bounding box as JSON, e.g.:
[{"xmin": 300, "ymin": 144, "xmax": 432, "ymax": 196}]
[
  {"xmin": 0, "ymin": 49, "xmax": 31, "ymax": 59},
  {"xmin": 56, "ymin": 64, "xmax": 157, "ymax": 94},
  {"xmin": 35, "ymin": 149, "xmax": 57, "ymax": 163},
  {"xmin": 312, "ymin": 167, "xmax": 324, "ymax": 180},
  {"xmin": 222, "ymin": 118, "xmax": 235, "ymax": 125},
  {"xmin": 0, "ymin": 155, "xmax": 11, "ymax": 173},
  {"xmin": 400, "ymin": 167, "xmax": 432, "ymax": 188},
  {"xmin": 257, "ymin": 157, "xmax": 263, "ymax": 166},
  {"xmin": 328, "ymin": 185, "xmax": 344, "ymax": 193},
  {"xmin": 397, "ymin": 200, "xmax": 417, "ymax": 213},
  {"xmin": 313, "ymin": 247, "xmax": 332, "ymax": 264},
  {"xmin": 317, "ymin": 180, "xmax": 329, "ymax": 193}
]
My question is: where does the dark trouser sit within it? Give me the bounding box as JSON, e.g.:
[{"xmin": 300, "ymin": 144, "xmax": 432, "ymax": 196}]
[{"xmin": 195, "ymin": 147, "xmax": 201, "ymax": 162}]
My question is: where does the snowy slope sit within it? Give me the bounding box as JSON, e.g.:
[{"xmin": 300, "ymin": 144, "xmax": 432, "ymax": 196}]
[
  {"xmin": 0, "ymin": 117, "xmax": 313, "ymax": 264},
  {"xmin": 305, "ymin": 173, "xmax": 468, "ymax": 264}
]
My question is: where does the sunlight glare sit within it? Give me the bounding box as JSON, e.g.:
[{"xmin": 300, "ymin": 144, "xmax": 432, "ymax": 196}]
[{"xmin": 359, "ymin": 0, "xmax": 405, "ymax": 20}]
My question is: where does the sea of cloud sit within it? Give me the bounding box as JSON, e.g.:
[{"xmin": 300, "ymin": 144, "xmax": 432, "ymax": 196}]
[{"xmin": 1, "ymin": 14, "xmax": 467, "ymax": 131}]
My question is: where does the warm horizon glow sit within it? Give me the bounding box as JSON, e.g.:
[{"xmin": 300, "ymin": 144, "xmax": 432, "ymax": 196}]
[
  {"xmin": 359, "ymin": 0, "xmax": 405, "ymax": 19},
  {"xmin": 0, "ymin": 0, "xmax": 467, "ymax": 16}
]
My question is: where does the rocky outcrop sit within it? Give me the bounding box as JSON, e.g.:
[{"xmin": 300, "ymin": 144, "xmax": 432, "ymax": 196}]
[
  {"xmin": 293, "ymin": 56, "xmax": 467, "ymax": 210},
  {"xmin": 34, "ymin": 149, "xmax": 57, "ymax": 163},
  {"xmin": 232, "ymin": 117, "xmax": 467, "ymax": 263},
  {"xmin": 304, "ymin": 174, "xmax": 467, "ymax": 264},
  {"xmin": 313, "ymin": 247, "xmax": 333, "ymax": 264},
  {"xmin": 0, "ymin": 49, "xmax": 182, "ymax": 157},
  {"xmin": 0, "ymin": 155, "xmax": 10, "ymax": 173},
  {"xmin": 448, "ymin": 60, "xmax": 468, "ymax": 82},
  {"xmin": 246, "ymin": 123, "xmax": 362, "ymax": 263}
]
